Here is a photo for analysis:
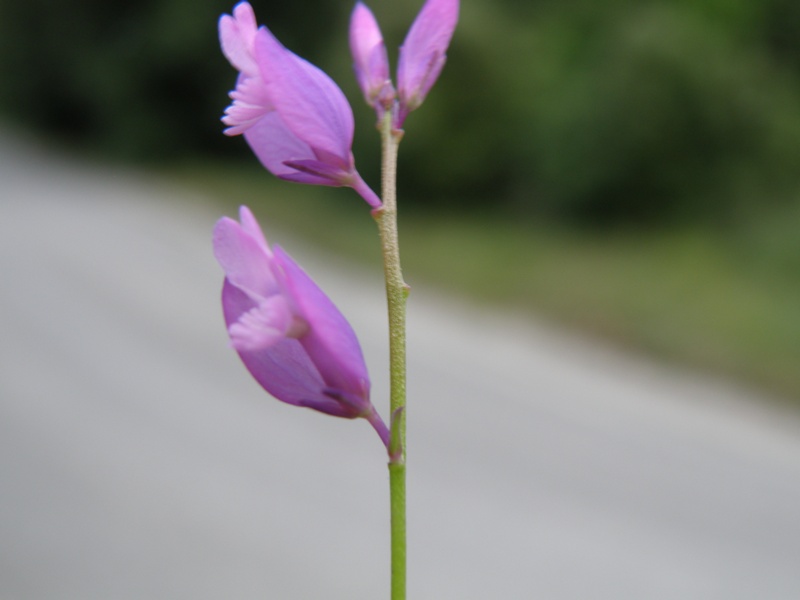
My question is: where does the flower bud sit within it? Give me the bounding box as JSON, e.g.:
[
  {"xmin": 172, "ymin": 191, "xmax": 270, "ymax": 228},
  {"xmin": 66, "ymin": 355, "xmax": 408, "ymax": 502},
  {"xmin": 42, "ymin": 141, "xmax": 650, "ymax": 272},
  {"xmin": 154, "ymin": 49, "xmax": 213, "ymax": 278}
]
[
  {"xmin": 396, "ymin": 0, "xmax": 459, "ymax": 127},
  {"xmin": 349, "ymin": 2, "xmax": 395, "ymax": 117}
]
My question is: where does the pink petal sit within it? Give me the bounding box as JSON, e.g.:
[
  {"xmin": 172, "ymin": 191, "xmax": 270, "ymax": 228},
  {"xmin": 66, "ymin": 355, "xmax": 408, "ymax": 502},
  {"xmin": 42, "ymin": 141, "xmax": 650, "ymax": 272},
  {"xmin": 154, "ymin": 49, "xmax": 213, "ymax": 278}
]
[
  {"xmin": 219, "ymin": 2, "xmax": 260, "ymax": 77},
  {"xmin": 228, "ymin": 295, "xmax": 295, "ymax": 351},
  {"xmin": 212, "ymin": 215, "xmax": 279, "ymax": 299},
  {"xmin": 272, "ymin": 245, "xmax": 371, "ymax": 407},
  {"xmin": 237, "ymin": 205, "xmax": 270, "ymax": 253},
  {"xmin": 243, "ymin": 114, "xmax": 355, "ymax": 186},
  {"xmin": 254, "ymin": 26, "xmax": 355, "ymax": 166},
  {"xmin": 243, "ymin": 111, "xmax": 316, "ymax": 179},
  {"xmin": 221, "ymin": 74, "xmax": 273, "ymax": 136}
]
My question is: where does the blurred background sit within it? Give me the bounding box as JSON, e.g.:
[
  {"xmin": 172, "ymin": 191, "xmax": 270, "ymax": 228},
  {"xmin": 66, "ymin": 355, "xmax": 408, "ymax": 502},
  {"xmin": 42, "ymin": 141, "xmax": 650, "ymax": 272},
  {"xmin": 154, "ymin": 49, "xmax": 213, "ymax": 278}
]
[
  {"xmin": 1, "ymin": 0, "xmax": 799, "ymax": 395},
  {"xmin": 3, "ymin": 0, "xmax": 800, "ymax": 598}
]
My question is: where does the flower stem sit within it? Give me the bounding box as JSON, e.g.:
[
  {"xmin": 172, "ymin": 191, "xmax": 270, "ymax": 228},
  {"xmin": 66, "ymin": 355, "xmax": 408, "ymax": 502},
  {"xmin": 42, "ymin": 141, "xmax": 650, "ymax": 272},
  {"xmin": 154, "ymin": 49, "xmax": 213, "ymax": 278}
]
[
  {"xmin": 373, "ymin": 112, "xmax": 408, "ymax": 600},
  {"xmin": 389, "ymin": 460, "xmax": 406, "ymax": 598}
]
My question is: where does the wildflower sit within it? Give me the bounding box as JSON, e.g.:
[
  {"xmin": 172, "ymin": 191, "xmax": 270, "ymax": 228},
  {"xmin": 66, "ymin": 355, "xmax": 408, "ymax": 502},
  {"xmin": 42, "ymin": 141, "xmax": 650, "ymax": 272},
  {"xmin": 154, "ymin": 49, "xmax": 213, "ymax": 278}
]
[
  {"xmin": 219, "ymin": 2, "xmax": 381, "ymax": 208},
  {"xmin": 213, "ymin": 206, "xmax": 389, "ymax": 445}
]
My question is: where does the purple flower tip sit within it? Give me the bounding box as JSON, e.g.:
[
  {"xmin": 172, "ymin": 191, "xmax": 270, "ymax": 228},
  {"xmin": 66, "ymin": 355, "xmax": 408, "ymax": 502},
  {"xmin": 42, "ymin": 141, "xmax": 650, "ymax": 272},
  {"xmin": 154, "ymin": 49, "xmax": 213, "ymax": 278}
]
[
  {"xmin": 213, "ymin": 206, "xmax": 380, "ymax": 422},
  {"xmin": 396, "ymin": 0, "xmax": 459, "ymax": 127},
  {"xmin": 218, "ymin": 3, "xmax": 382, "ymax": 208}
]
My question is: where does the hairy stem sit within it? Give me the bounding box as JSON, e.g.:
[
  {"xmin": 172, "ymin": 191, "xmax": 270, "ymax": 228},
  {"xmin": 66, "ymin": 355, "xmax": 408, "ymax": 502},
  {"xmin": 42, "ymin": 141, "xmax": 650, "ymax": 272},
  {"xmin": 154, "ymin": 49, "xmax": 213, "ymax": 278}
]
[{"xmin": 373, "ymin": 112, "xmax": 408, "ymax": 600}]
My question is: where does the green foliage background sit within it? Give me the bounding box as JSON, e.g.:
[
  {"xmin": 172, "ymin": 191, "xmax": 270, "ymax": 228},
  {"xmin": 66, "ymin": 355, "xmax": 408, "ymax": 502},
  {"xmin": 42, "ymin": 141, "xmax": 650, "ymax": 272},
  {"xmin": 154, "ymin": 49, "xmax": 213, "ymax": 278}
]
[{"xmin": 2, "ymin": 0, "xmax": 799, "ymax": 228}]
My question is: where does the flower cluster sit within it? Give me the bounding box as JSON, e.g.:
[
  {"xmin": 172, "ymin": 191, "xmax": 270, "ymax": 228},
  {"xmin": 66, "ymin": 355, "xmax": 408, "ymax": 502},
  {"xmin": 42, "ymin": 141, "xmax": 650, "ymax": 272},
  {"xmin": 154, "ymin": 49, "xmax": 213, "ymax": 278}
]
[
  {"xmin": 218, "ymin": 0, "xmax": 459, "ymax": 206},
  {"xmin": 215, "ymin": 0, "xmax": 458, "ymax": 450}
]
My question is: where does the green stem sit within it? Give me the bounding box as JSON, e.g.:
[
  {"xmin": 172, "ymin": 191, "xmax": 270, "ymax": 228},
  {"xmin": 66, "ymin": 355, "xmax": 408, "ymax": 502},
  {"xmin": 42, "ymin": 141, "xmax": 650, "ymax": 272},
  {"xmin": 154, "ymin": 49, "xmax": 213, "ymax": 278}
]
[
  {"xmin": 373, "ymin": 112, "xmax": 408, "ymax": 600},
  {"xmin": 389, "ymin": 461, "xmax": 406, "ymax": 599}
]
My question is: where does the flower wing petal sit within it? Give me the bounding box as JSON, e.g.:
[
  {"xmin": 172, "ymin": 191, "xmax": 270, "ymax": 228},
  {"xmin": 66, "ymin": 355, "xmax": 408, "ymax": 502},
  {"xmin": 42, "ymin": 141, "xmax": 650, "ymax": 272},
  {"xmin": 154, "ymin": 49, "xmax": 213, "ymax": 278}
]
[
  {"xmin": 243, "ymin": 111, "xmax": 316, "ymax": 179},
  {"xmin": 254, "ymin": 26, "xmax": 355, "ymax": 166}
]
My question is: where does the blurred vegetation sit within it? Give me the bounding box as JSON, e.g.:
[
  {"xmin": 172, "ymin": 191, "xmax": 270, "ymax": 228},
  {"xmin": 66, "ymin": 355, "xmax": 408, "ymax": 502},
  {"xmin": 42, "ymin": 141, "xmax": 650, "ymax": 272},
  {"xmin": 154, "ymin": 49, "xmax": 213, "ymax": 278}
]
[
  {"xmin": 2, "ymin": 0, "xmax": 799, "ymax": 397},
  {"xmin": 2, "ymin": 0, "xmax": 799, "ymax": 225}
]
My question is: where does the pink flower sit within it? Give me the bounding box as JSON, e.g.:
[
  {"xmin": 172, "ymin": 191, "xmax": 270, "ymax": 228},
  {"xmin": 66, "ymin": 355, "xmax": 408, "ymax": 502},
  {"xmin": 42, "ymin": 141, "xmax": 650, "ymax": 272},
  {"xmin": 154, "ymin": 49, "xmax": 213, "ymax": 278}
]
[
  {"xmin": 349, "ymin": 2, "xmax": 394, "ymax": 117},
  {"xmin": 213, "ymin": 206, "xmax": 389, "ymax": 444},
  {"xmin": 219, "ymin": 2, "xmax": 381, "ymax": 208},
  {"xmin": 348, "ymin": 0, "xmax": 459, "ymax": 128}
]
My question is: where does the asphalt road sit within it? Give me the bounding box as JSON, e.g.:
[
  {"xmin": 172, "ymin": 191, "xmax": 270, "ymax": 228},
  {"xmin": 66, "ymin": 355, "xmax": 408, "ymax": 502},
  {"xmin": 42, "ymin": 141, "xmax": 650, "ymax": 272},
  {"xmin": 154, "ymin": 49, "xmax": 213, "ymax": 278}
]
[{"xmin": 2, "ymin": 132, "xmax": 800, "ymax": 599}]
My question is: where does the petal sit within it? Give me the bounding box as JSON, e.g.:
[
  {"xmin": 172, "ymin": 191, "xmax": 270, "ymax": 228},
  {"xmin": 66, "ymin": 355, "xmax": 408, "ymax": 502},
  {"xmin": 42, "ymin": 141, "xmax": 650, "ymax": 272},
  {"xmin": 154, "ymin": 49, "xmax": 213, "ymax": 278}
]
[
  {"xmin": 237, "ymin": 205, "xmax": 270, "ymax": 252},
  {"xmin": 254, "ymin": 26, "xmax": 355, "ymax": 165},
  {"xmin": 273, "ymin": 245, "xmax": 371, "ymax": 409},
  {"xmin": 222, "ymin": 74, "xmax": 273, "ymax": 136},
  {"xmin": 228, "ymin": 294, "xmax": 296, "ymax": 352},
  {"xmin": 219, "ymin": 2, "xmax": 260, "ymax": 77},
  {"xmin": 212, "ymin": 214, "xmax": 279, "ymax": 299},
  {"xmin": 397, "ymin": 0, "xmax": 459, "ymax": 120},
  {"xmin": 244, "ymin": 114, "xmax": 351, "ymax": 186},
  {"xmin": 243, "ymin": 111, "xmax": 316, "ymax": 178}
]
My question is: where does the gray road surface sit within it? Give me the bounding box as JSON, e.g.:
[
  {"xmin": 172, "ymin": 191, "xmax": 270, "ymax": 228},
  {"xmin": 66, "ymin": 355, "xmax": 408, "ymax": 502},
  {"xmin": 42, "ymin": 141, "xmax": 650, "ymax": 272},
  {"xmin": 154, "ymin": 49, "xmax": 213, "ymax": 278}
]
[{"xmin": 2, "ymin": 132, "xmax": 800, "ymax": 599}]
